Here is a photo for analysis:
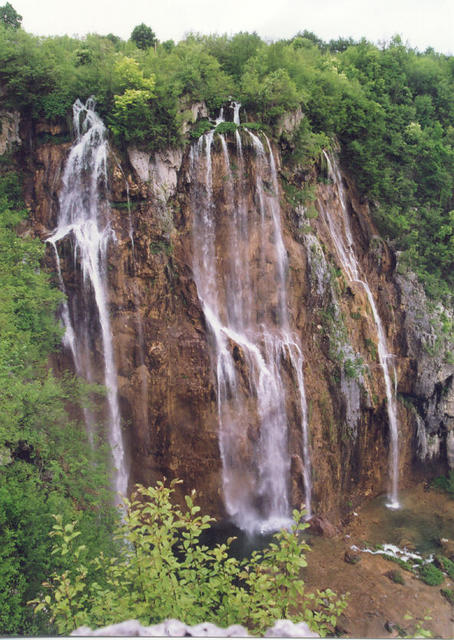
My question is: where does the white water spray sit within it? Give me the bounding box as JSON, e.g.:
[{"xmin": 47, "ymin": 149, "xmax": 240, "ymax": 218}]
[
  {"xmin": 321, "ymin": 151, "xmax": 400, "ymax": 509},
  {"xmin": 48, "ymin": 98, "xmax": 128, "ymax": 501},
  {"xmin": 190, "ymin": 117, "xmax": 312, "ymax": 533}
]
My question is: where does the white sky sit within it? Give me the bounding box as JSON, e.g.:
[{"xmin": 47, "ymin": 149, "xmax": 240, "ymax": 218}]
[{"xmin": 10, "ymin": 0, "xmax": 454, "ymax": 54}]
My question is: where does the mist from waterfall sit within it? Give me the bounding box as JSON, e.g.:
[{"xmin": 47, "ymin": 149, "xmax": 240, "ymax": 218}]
[{"xmin": 48, "ymin": 98, "xmax": 128, "ymax": 501}]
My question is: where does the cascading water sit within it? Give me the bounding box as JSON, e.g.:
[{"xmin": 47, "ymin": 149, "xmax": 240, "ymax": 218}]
[
  {"xmin": 48, "ymin": 98, "xmax": 128, "ymax": 501},
  {"xmin": 320, "ymin": 151, "xmax": 400, "ymax": 509},
  {"xmin": 190, "ymin": 109, "xmax": 312, "ymax": 533}
]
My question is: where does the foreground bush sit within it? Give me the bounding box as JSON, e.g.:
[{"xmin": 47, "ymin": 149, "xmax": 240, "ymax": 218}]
[{"xmin": 31, "ymin": 480, "xmax": 347, "ymax": 636}]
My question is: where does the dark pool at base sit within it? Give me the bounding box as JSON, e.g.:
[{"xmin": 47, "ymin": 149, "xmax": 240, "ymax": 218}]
[{"xmin": 199, "ymin": 519, "xmax": 279, "ymax": 559}]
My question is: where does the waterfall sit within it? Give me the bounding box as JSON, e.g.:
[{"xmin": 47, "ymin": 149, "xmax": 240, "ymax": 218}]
[
  {"xmin": 321, "ymin": 151, "xmax": 400, "ymax": 509},
  {"xmin": 48, "ymin": 98, "xmax": 128, "ymax": 501},
  {"xmin": 190, "ymin": 117, "xmax": 312, "ymax": 533}
]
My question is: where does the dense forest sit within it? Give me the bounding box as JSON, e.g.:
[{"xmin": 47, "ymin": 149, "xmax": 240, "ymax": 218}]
[
  {"xmin": 1, "ymin": 3, "xmax": 454, "ymax": 635},
  {"xmin": 1, "ymin": 16, "xmax": 453, "ymax": 297}
]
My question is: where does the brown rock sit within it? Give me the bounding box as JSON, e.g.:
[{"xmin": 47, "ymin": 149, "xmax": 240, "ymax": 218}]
[
  {"xmin": 309, "ymin": 516, "xmax": 339, "ymax": 538},
  {"xmin": 344, "ymin": 549, "xmax": 361, "ymax": 565}
]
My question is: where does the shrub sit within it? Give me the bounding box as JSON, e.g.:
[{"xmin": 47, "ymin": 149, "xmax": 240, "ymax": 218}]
[
  {"xmin": 31, "ymin": 480, "xmax": 348, "ymax": 636},
  {"xmin": 190, "ymin": 119, "xmax": 213, "ymax": 139},
  {"xmin": 418, "ymin": 563, "xmax": 444, "ymax": 586},
  {"xmin": 214, "ymin": 121, "xmax": 238, "ymax": 135}
]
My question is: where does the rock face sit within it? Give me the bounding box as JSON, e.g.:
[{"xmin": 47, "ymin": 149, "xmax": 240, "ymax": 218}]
[
  {"xmin": 0, "ymin": 109, "xmax": 21, "ymax": 155},
  {"xmin": 16, "ymin": 113, "xmax": 454, "ymax": 524}
]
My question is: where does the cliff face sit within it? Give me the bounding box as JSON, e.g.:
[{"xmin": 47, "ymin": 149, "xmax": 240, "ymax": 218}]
[{"xmin": 15, "ymin": 113, "xmax": 454, "ymax": 524}]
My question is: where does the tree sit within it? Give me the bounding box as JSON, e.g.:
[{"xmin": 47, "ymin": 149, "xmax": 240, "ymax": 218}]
[
  {"xmin": 130, "ymin": 23, "xmax": 157, "ymax": 50},
  {"xmin": 0, "ymin": 2, "xmax": 21, "ymax": 29}
]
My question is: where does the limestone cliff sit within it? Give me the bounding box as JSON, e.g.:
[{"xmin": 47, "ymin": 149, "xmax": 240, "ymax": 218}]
[{"xmin": 8, "ymin": 109, "xmax": 454, "ymax": 525}]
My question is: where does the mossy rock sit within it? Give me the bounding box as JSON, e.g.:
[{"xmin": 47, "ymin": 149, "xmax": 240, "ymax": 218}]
[
  {"xmin": 386, "ymin": 569, "xmax": 405, "ymax": 585},
  {"xmin": 344, "ymin": 550, "xmax": 361, "ymax": 565},
  {"xmin": 440, "ymin": 588, "xmax": 454, "ymax": 605}
]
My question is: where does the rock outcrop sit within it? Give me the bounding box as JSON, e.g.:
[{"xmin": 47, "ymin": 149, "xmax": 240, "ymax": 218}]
[{"xmin": 13, "ymin": 111, "xmax": 454, "ymax": 524}]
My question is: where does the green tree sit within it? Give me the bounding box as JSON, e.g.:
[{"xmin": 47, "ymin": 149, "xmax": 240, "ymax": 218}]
[
  {"xmin": 131, "ymin": 23, "xmax": 157, "ymax": 50},
  {"xmin": 0, "ymin": 2, "xmax": 21, "ymax": 29}
]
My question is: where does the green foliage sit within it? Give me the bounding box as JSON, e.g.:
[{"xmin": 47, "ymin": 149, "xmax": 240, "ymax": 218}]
[
  {"xmin": 343, "ymin": 356, "xmax": 364, "ymax": 380},
  {"xmin": 214, "ymin": 121, "xmax": 237, "ymax": 135},
  {"xmin": 402, "ymin": 613, "xmax": 433, "ymax": 638},
  {"xmin": 34, "ymin": 480, "xmax": 347, "ymax": 636},
  {"xmin": 0, "ymin": 174, "xmax": 118, "ymax": 634},
  {"xmin": 418, "ymin": 563, "xmax": 444, "ymax": 586},
  {"xmin": 432, "ymin": 471, "xmax": 454, "ymax": 498},
  {"xmin": 130, "ymin": 24, "xmax": 157, "ymax": 50},
  {"xmin": 440, "ymin": 588, "xmax": 454, "ymax": 605},
  {"xmin": 0, "ymin": 2, "xmax": 21, "ymax": 29},
  {"xmin": 0, "ymin": 21, "xmax": 453, "ymax": 291},
  {"xmin": 203, "ymin": 32, "xmax": 264, "ymax": 81},
  {"xmin": 434, "ymin": 555, "xmax": 454, "ymax": 580},
  {"xmin": 241, "ymin": 122, "xmax": 263, "ymax": 131},
  {"xmin": 282, "ymin": 118, "xmax": 331, "ymax": 168},
  {"xmin": 190, "ymin": 119, "xmax": 212, "ymax": 139}
]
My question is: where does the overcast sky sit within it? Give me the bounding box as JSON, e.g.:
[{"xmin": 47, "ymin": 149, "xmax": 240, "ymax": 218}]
[{"xmin": 10, "ymin": 0, "xmax": 454, "ymax": 54}]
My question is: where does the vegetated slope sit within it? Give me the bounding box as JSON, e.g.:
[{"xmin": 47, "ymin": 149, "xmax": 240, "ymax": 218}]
[{"xmin": 1, "ymin": 26, "xmax": 453, "ymax": 297}]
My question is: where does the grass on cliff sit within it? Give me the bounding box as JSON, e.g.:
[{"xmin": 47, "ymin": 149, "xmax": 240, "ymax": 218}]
[{"xmin": 31, "ymin": 479, "xmax": 348, "ymax": 636}]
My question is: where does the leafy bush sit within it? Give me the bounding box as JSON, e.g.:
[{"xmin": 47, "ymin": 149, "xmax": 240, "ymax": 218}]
[
  {"xmin": 190, "ymin": 119, "xmax": 213, "ymax": 139},
  {"xmin": 32, "ymin": 480, "xmax": 348, "ymax": 636},
  {"xmin": 214, "ymin": 121, "xmax": 238, "ymax": 135}
]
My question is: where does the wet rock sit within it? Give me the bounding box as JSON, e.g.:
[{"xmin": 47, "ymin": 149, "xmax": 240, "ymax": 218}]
[
  {"xmin": 384, "ymin": 620, "xmax": 399, "ymax": 634},
  {"xmin": 396, "ymin": 272, "xmax": 454, "ymax": 462}
]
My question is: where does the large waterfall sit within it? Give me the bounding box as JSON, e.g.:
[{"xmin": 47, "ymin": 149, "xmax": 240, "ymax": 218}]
[
  {"xmin": 48, "ymin": 98, "xmax": 128, "ymax": 501},
  {"xmin": 320, "ymin": 152, "xmax": 400, "ymax": 509},
  {"xmin": 190, "ymin": 114, "xmax": 312, "ymax": 534}
]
